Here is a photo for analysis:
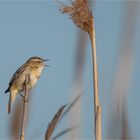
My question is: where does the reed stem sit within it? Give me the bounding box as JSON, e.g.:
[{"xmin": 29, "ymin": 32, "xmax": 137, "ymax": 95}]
[
  {"xmin": 20, "ymin": 75, "xmax": 29, "ymax": 140},
  {"xmin": 89, "ymin": 26, "xmax": 102, "ymax": 140},
  {"xmin": 89, "ymin": 27, "xmax": 99, "ymax": 116},
  {"xmin": 96, "ymin": 105, "xmax": 102, "ymax": 140}
]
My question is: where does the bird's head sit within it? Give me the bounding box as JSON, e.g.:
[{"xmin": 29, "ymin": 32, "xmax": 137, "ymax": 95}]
[{"xmin": 26, "ymin": 56, "xmax": 49, "ymax": 67}]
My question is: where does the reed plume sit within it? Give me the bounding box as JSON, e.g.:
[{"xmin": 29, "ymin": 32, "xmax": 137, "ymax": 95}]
[
  {"xmin": 58, "ymin": 0, "xmax": 102, "ymax": 139},
  {"xmin": 45, "ymin": 92, "xmax": 82, "ymax": 140},
  {"xmin": 45, "ymin": 105, "xmax": 66, "ymax": 140}
]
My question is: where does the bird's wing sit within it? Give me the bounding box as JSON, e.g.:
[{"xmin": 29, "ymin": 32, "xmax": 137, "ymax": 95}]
[{"xmin": 8, "ymin": 63, "xmax": 27, "ymax": 88}]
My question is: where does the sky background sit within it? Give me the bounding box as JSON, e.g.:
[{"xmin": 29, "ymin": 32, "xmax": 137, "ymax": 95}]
[{"xmin": 0, "ymin": 1, "xmax": 140, "ymax": 140}]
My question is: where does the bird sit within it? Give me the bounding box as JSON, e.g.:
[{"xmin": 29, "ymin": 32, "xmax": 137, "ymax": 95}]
[{"xmin": 5, "ymin": 56, "xmax": 48, "ymax": 114}]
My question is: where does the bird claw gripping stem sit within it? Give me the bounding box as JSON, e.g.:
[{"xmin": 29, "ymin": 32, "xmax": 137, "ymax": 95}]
[
  {"xmin": 24, "ymin": 97, "xmax": 29, "ymax": 103},
  {"xmin": 18, "ymin": 93, "xmax": 29, "ymax": 102}
]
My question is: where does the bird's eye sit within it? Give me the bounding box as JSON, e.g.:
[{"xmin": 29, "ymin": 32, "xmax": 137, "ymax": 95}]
[{"xmin": 35, "ymin": 60, "xmax": 41, "ymax": 62}]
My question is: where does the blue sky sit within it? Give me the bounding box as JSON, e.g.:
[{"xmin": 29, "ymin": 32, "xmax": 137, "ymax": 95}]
[{"xmin": 0, "ymin": 1, "xmax": 140, "ymax": 139}]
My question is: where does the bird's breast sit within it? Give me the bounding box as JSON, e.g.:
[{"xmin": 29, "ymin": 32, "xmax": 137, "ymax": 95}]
[
  {"xmin": 29, "ymin": 66, "xmax": 44, "ymax": 87},
  {"xmin": 29, "ymin": 76, "xmax": 37, "ymax": 88},
  {"xmin": 33, "ymin": 66, "xmax": 44, "ymax": 78}
]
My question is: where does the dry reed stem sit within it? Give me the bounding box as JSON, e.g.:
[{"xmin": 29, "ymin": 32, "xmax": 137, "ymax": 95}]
[
  {"xmin": 59, "ymin": 0, "xmax": 102, "ymax": 139},
  {"xmin": 20, "ymin": 75, "xmax": 30, "ymax": 140},
  {"xmin": 89, "ymin": 27, "xmax": 102, "ymax": 140},
  {"xmin": 45, "ymin": 105, "xmax": 66, "ymax": 140},
  {"xmin": 89, "ymin": 28, "xmax": 99, "ymax": 117},
  {"xmin": 96, "ymin": 105, "xmax": 102, "ymax": 140},
  {"xmin": 10, "ymin": 100, "xmax": 22, "ymax": 140}
]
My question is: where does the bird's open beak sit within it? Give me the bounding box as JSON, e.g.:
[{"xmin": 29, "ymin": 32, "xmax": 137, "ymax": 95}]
[
  {"xmin": 42, "ymin": 59, "xmax": 49, "ymax": 62},
  {"xmin": 44, "ymin": 64, "xmax": 49, "ymax": 67},
  {"xmin": 43, "ymin": 59, "xmax": 49, "ymax": 67}
]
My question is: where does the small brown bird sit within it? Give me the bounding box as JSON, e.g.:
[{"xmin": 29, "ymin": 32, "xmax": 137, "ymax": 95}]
[{"xmin": 5, "ymin": 56, "xmax": 48, "ymax": 114}]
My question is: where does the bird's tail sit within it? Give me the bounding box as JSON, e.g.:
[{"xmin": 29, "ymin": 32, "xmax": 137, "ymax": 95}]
[
  {"xmin": 5, "ymin": 87, "xmax": 10, "ymax": 94},
  {"xmin": 8, "ymin": 90, "xmax": 17, "ymax": 114}
]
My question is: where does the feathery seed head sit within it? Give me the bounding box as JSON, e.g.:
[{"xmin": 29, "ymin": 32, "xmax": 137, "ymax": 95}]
[{"xmin": 59, "ymin": 0, "xmax": 93, "ymax": 33}]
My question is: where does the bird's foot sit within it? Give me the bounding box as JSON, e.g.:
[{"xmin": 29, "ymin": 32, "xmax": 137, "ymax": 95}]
[
  {"xmin": 24, "ymin": 97, "xmax": 29, "ymax": 102},
  {"xmin": 18, "ymin": 93, "xmax": 29, "ymax": 102},
  {"xmin": 19, "ymin": 93, "xmax": 25, "ymax": 99}
]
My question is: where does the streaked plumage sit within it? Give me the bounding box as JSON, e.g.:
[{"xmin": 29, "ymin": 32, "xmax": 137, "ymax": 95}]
[{"xmin": 5, "ymin": 56, "xmax": 47, "ymax": 114}]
